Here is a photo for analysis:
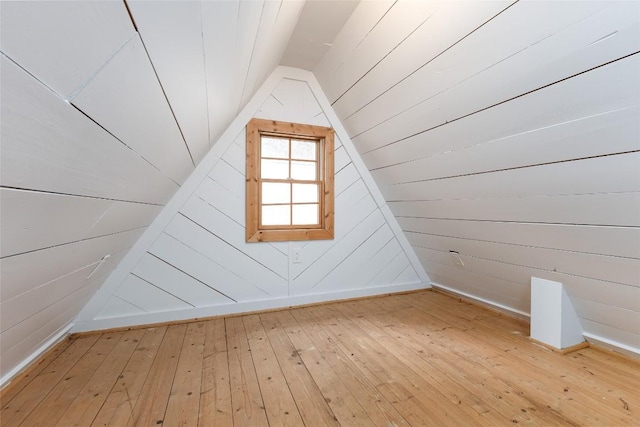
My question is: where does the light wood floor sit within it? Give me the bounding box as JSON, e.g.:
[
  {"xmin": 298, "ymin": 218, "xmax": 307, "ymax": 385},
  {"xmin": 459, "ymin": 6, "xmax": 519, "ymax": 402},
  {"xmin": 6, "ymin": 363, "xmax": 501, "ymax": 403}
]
[{"xmin": 1, "ymin": 290, "xmax": 638, "ymax": 426}]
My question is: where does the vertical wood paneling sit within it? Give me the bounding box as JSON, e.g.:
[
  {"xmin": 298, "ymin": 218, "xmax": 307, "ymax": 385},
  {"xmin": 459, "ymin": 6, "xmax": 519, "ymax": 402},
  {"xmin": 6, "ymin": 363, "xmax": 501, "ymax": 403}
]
[
  {"xmin": 126, "ymin": 1, "xmax": 211, "ymax": 163},
  {"xmin": 201, "ymin": 0, "xmax": 241, "ymax": 142}
]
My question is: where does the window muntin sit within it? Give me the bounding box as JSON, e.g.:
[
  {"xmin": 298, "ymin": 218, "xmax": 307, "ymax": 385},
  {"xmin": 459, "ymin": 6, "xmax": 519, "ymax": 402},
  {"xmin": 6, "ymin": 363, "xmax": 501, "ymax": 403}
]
[{"xmin": 246, "ymin": 118, "xmax": 334, "ymax": 242}]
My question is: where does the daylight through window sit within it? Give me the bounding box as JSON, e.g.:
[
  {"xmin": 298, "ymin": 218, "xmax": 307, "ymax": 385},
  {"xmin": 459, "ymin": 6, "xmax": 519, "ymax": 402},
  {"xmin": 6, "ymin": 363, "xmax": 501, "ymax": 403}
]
[{"xmin": 246, "ymin": 118, "xmax": 334, "ymax": 242}]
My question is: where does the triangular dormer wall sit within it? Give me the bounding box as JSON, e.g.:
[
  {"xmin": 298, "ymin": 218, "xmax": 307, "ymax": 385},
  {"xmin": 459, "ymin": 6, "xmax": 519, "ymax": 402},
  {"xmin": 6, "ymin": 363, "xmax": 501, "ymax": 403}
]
[{"xmin": 73, "ymin": 67, "xmax": 429, "ymax": 331}]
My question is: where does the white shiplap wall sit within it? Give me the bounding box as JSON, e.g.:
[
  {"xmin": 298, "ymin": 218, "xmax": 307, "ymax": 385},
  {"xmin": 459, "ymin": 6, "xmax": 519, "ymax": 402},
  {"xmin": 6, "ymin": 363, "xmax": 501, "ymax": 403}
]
[
  {"xmin": 314, "ymin": 0, "xmax": 640, "ymax": 355},
  {"xmin": 73, "ymin": 70, "xmax": 427, "ymax": 332},
  {"xmin": 0, "ymin": 0, "xmax": 304, "ymax": 382}
]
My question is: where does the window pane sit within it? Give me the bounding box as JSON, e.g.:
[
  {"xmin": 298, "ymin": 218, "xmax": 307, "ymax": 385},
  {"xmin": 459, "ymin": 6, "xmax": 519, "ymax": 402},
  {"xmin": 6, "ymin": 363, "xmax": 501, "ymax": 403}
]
[
  {"xmin": 292, "ymin": 183, "xmax": 318, "ymax": 203},
  {"xmin": 291, "ymin": 140, "xmax": 316, "ymax": 160},
  {"xmin": 292, "ymin": 204, "xmax": 319, "ymax": 225},
  {"xmin": 291, "ymin": 161, "xmax": 316, "ymax": 180},
  {"xmin": 262, "ymin": 205, "xmax": 290, "ymax": 226},
  {"xmin": 261, "ymin": 159, "xmax": 289, "ymax": 179},
  {"xmin": 261, "ymin": 137, "xmax": 288, "ymax": 159},
  {"xmin": 262, "ymin": 182, "xmax": 290, "ymax": 204}
]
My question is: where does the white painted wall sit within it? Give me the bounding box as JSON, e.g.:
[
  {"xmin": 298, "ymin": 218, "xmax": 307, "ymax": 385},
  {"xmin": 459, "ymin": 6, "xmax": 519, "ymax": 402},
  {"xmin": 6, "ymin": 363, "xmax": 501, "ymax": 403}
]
[
  {"xmin": 0, "ymin": 0, "xmax": 306, "ymax": 382},
  {"xmin": 73, "ymin": 70, "xmax": 427, "ymax": 332},
  {"xmin": 314, "ymin": 0, "xmax": 640, "ymax": 355}
]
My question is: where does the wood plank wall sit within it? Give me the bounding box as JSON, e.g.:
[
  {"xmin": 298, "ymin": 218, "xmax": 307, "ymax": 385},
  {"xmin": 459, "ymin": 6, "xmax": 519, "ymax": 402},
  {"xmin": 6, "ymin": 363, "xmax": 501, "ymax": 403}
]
[
  {"xmin": 88, "ymin": 77, "xmax": 423, "ymax": 326},
  {"xmin": 0, "ymin": 1, "xmax": 304, "ymax": 381},
  {"xmin": 314, "ymin": 0, "xmax": 640, "ymax": 353}
]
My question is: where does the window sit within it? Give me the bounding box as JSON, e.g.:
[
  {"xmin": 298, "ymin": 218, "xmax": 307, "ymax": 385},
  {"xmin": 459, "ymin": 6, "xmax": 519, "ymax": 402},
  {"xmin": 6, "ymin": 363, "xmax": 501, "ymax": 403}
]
[{"xmin": 246, "ymin": 118, "xmax": 334, "ymax": 242}]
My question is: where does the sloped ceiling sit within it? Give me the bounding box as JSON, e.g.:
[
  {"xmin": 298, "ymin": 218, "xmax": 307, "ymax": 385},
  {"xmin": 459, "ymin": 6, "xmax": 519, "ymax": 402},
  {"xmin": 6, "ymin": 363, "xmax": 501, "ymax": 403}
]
[
  {"xmin": 312, "ymin": 0, "xmax": 640, "ymax": 354},
  {"xmin": 1, "ymin": 0, "xmax": 639, "ymax": 382}
]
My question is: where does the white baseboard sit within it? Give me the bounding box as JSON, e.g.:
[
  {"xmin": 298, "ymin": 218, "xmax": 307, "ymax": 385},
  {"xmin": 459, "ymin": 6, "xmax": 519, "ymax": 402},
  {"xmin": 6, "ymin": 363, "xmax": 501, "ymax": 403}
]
[
  {"xmin": 432, "ymin": 282, "xmax": 640, "ymax": 359},
  {"xmin": 72, "ymin": 281, "xmax": 431, "ymax": 333},
  {"xmin": 583, "ymin": 332, "xmax": 640, "ymax": 360},
  {"xmin": 431, "ymin": 282, "xmax": 531, "ymax": 321},
  {"xmin": 1, "ymin": 323, "xmax": 73, "ymax": 389}
]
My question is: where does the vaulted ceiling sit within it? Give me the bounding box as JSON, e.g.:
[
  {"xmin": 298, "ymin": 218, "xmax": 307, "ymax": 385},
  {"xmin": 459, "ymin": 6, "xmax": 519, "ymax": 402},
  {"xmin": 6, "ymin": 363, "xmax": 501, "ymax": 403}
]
[{"xmin": 1, "ymin": 0, "xmax": 639, "ymax": 381}]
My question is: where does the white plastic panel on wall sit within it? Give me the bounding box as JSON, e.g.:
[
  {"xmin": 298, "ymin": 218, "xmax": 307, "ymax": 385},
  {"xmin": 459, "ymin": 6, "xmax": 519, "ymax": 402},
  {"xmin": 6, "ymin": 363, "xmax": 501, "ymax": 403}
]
[{"xmin": 83, "ymin": 72, "xmax": 426, "ymax": 329}]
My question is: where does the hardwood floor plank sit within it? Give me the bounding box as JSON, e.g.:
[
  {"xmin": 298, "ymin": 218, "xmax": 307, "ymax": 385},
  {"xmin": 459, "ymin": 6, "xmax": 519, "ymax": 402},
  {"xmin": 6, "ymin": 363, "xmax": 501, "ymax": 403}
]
[
  {"xmin": 2, "ymin": 290, "xmax": 637, "ymax": 426},
  {"xmin": 259, "ymin": 312, "xmax": 340, "ymax": 426},
  {"xmin": 1, "ymin": 335, "xmax": 99, "ymax": 427},
  {"xmin": 126, "ymin": 324, "xmax": 186, "ymax": 427},
  {"xmin": 243, "ymin": 314, "xmax": 305, "ymax": 426},
  {"xmin": 19, "ymin": 332, "xmax": 123, "ymax": 426},
  {"xmin": 268, "ymin": 310, "xmax": 375, "ymax": 426},
  {"xmin": 356, "ymin": 298, "xmax": 570, "ymax": 425},
  {"xmin": 400, "ymin": 292, "xmax": 638, "ymax": 424},
  {"xmin": 54, "ymin": 329, "xmax": 146, "ymax": 426},
  {"xmin": 301, "ymin": 304, "xmax": 479, "ymax": 426},
  {"xmin": 163, "ymin": 322, "xmax": 205, "ymax": 426},
  {"xmin": 198, "ymin": 318, "xmax": 233, "ymax": 426},
  {"xmin": 225, "ymin": 316, "xmax": 269, "ymax": 426},
  {"xmin": 281, "ymin": 309, "xmax": 410, "ymax": 426},
  {"xmin": 0, "ymin": 337, "xmax": 73, "ymax": 404},
  {"xmin": 91, "ymin": 326, "xmax": 167, "ymax": 426}
]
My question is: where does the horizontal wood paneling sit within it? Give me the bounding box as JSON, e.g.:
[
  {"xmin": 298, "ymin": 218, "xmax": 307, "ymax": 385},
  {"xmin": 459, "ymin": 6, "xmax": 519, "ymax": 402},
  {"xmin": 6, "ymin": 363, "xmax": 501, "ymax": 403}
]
[
  {"xmin": 406, "ymin": 232, "xmax": 640, "ymax": 287},
  {"xmin": 370, "ymin": 104, "xmax": 639, "ymax": 184},
  {"xmin": 0, "ymin": 286, "xmax": 95, "ymax": 376},
  {"xmin": 317, "ymin": 0, "xmax": 441, "ymax": 104},
  {"xmin": 313, "ymin": 0, "xmax": 394, "ymax": 94},
  {"xmin": 72, "ymin": 35, "xmax": 194, "ymax": 184},
  {"xmin": 363, "ymin": 56, "xmax": 639, "ymax": 166},
  {"xmin": 415, "ymin": 247, "xmax": 639, "ymax": 312},
  {"xmin": 400, "ymin": 217, "xmax": 640, "ymax": 259},
  {"xmin": 383, "ymin": 152, "xmax": 640, "ymax": 201},
  {"xmin": 389, "ymin": 192, "xmax": 640, "ymax": 228},
  {"xmin": 0, "ymin": 1, "xmax": 134, "ymax": 97},
  {"xmin": 0, "ymin": 188, "xmax": 159, "ymax": 258},
  {"xmin": 0, "ymin": 55, "xmax": 178, "ymax": 203},
  {"xmin": 345, "ymin": 1, "xmax": 638, "ymax": 141},
  {"xmin": 0, "ymin": 229, "xmax": 143, "ymax": 303},
  {"xmin": 322, "ymin": 0, "xmax": 514, "ymax": 115},
  {"xmin": 314, "ymin": 0, "xmax": 640, "ymax": 356},
  {"xmin": 1, "ymin": 251, "xmax": 125, "ymax": 334},
  {"xmin": 0, "ymin": 251, "xmax": 126, "ymax": 374}
]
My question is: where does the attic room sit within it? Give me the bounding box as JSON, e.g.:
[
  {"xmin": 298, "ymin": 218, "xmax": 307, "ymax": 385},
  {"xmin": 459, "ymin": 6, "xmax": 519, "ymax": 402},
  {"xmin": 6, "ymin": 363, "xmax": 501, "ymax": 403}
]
[{"xmin": 1, "ymin": 0, "xmax": 639, "ymax": 425}]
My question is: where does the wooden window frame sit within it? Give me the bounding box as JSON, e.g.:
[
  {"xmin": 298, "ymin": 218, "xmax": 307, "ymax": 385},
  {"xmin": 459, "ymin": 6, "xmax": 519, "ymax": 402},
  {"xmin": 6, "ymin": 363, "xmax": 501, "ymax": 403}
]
[{"xmin": 246, "ymin": 118, "xmax": 334, "ymax": 242}]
